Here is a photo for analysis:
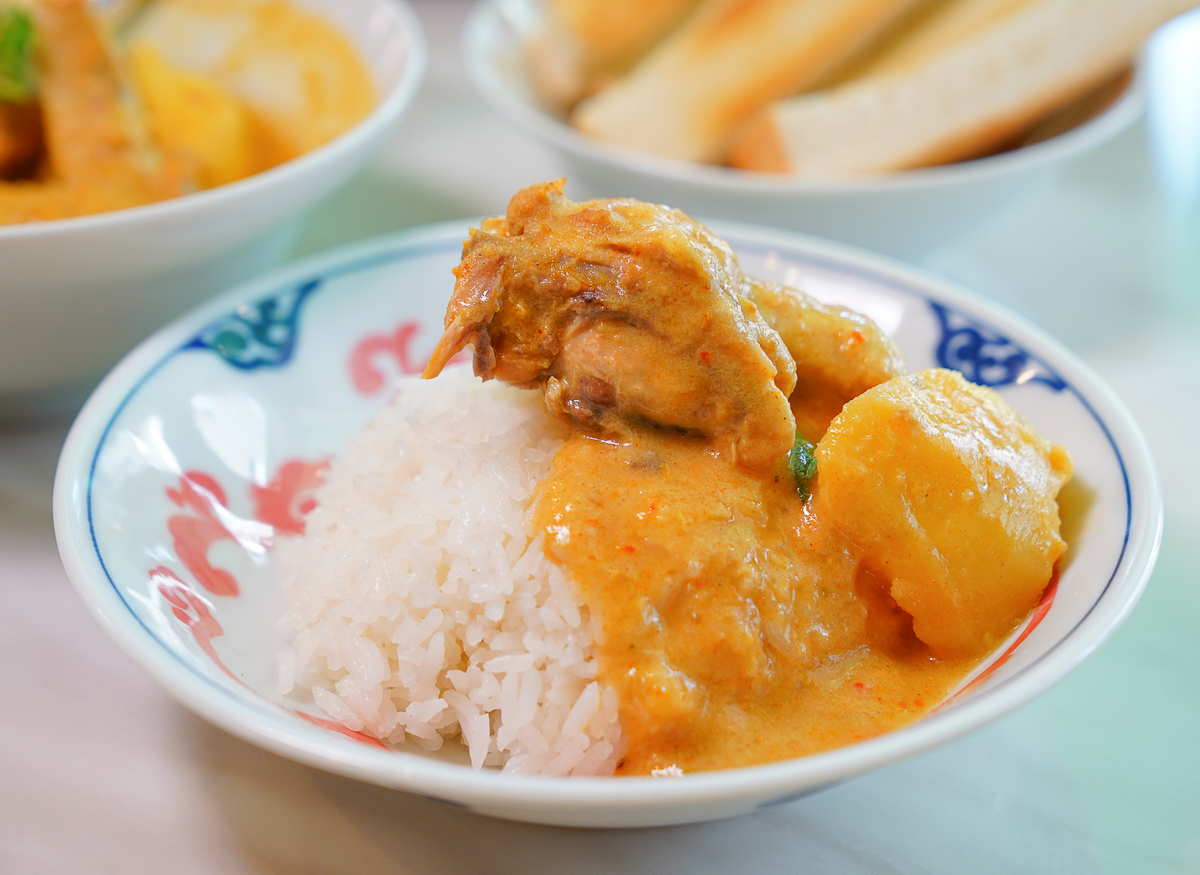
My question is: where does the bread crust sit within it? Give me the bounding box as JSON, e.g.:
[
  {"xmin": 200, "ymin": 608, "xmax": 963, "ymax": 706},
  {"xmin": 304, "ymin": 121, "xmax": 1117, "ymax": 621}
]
[
  {"xmin": 526, "ymin": 0, "xmax": 702, "ymax": 110},
  {"xmin": 730, "ymin": 0, "xmax": 1197, "ymax": 176},
  {"xmin": 571, "ymin": 0, "xmax": 931, "ymax": 163}
]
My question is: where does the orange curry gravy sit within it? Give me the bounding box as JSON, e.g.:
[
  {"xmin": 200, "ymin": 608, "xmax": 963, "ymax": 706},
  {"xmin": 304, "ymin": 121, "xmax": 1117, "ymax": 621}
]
[{"xmin": 534, "ymin": 429, "xmax": 978, "ymax": 775}]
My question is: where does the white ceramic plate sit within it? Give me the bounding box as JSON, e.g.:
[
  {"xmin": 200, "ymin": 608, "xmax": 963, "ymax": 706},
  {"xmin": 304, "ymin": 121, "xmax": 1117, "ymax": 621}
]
[
  {"xmin": 54, "ymin": 220, "xmax": 1161, "ymax": 827},
  {"xmin": 464, "ymin": 0, "xmax": 1142, "ymax": 258}
]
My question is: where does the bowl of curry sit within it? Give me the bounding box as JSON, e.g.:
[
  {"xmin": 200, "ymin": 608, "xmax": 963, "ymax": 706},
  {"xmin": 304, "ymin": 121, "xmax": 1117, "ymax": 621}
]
[
  {"xmin": 53, "ymin": 202, "xmax": 1161, "ymax": 827},
  {"xmin": 0, "ymin": 0, "xmax": 424, "ymax": 411}
]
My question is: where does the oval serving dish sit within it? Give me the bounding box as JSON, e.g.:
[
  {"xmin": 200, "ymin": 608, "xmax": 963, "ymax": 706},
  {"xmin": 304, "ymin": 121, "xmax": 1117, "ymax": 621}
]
[
  {"xmin": 53, "ymin": 220, "xmax": 1161, "ymax": 827},
  {"xmin": 464, "ymin": 0, "xmax": 1143, "ymax": 260}
]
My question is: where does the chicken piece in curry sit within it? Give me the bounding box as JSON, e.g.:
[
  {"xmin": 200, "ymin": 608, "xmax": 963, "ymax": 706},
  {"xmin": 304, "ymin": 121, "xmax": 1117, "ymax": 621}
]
[
  {"xmin": 425, "ymin": 181, "xmax": 1071, "ymax": 774},
  {"xmin": 424, "ymin": 181, "xmax": 799, "ymax": 472}
]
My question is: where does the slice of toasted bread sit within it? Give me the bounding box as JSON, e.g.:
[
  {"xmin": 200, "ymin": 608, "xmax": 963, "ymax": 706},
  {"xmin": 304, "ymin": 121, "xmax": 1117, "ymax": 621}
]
[
  {"xmin": 729, "ymin": 0, "xmax": 1198, "ymax": 176},
  {"xmin": 525, "ymin": 0, "xmax": 702, "ymax": 110},
  {"xmin": 570, "ymin": 0, "xmax": 933, "ymax": 163}
]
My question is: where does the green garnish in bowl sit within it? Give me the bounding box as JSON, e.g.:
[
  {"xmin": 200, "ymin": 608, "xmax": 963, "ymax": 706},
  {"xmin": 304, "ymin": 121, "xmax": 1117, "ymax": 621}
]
[
  {"xmin": 788, "ymin": 430, "xmax": 817, "ymax": 497},
  {"xmin": 0, "ymin": 6, "xmax": 36, "ymax": 104}
]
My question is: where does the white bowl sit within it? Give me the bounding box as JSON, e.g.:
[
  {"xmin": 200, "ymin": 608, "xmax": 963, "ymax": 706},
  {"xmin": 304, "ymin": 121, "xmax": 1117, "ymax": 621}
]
[
  {"xmin": 463, "ymin": 0, "xmax": 1142, "ymax": 260},
  {"xmin": 53, "ymin": 219, "xmax": 1161, "ymax": 828},
  {"xmin": 0, "ymin": 0, "xmax": 426, "ymax": 413}
]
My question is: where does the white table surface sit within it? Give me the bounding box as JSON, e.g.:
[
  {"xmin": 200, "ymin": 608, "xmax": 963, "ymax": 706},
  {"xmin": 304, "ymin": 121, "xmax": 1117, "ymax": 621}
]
[{"xmin": 3, "ymin": 2, "xmax": 1199, "ymax": 872}]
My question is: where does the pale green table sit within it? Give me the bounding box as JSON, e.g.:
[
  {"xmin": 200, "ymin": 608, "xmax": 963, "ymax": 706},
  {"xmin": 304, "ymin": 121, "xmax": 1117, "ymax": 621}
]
[{"xmin": 1, "ymin": 2, "xmax": 1195, "ymax": 872}]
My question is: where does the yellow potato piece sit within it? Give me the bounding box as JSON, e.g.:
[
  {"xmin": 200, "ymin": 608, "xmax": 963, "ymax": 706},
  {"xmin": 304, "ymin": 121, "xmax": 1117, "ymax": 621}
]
[
  {"xmin": 814, "ymin": 368, "xmax": 1072, "ymax": 656},
  {"xmin": 127, "ymin": 0, "xmax": 376, "ymax": 166},
  {"xmin": 130, "ymin": 45, "xmax": 265, "ymax": 188}
]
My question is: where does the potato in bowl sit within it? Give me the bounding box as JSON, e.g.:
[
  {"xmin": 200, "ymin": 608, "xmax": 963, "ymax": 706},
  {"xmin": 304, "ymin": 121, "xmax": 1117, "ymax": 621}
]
[{"xmin": 0, "ymin": 0, "xmax": 424, "ymax": 411}]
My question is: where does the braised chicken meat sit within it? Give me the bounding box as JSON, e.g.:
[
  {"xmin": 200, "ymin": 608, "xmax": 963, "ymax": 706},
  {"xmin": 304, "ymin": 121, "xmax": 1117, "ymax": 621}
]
[{"xmin": 425, "ymin": 180, "xmax": 799, "ymax": 471}]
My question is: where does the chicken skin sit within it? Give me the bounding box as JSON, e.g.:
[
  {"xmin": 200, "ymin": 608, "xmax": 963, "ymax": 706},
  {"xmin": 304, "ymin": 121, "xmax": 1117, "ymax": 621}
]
[{"xmin": 424, "ymin": 180, "xmax": 798, "ymax": 471}]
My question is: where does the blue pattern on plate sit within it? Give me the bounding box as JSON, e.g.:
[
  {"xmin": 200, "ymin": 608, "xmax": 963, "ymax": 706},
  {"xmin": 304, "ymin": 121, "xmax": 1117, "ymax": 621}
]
[
  {"xmin": 183, "ymin": 278, "xmax": 322, "ymax": 370},
  {"xmin": 931, "ymin": 301, "xmax": 1067, "ymax": 391}
]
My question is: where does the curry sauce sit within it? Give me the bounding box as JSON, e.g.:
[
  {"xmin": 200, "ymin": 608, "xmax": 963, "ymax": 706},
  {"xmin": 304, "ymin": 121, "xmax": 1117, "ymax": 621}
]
[{"xmin": 534, "ymin": 428, "xmax": 979, "ymax": 773}]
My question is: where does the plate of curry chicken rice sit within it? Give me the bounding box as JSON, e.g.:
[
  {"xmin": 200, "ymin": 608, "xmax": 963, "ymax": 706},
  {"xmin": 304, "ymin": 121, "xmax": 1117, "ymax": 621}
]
[{"xmin": 54, "ymin": 182, "xmax": 1160, "ymax": 827}]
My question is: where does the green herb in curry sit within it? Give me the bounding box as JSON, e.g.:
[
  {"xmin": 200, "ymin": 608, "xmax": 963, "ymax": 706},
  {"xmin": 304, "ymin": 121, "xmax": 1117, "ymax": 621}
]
[
  {"xmin": 788, "ymin": 430, "xmax": 817, "ymax": 497},
  {"xmin": 0, "ymin": 7, "xmax": 36, "ymax": 104}
]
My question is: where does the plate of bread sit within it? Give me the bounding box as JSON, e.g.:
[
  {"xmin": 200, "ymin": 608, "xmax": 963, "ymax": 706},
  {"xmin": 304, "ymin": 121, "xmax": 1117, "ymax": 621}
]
[{"xmin": 467, "ymin": 0, "xmax": 1193, "ymax": 254}]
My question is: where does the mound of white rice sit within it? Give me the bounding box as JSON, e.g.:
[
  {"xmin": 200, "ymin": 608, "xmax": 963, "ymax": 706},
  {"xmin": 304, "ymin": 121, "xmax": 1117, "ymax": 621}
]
[{"xmin": 276, "ymin": 365, "xmax": 622, "ymax": 776}]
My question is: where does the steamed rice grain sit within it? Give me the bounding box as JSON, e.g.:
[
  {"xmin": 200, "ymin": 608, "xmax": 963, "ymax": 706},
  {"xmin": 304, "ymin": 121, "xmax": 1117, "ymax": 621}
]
[{"xmin": 277, "ymin": 365, "xmax": 622, "ymax": 775}]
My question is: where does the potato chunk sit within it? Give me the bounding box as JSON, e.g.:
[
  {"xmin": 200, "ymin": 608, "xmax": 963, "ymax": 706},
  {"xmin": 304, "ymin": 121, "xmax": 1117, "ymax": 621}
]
[
  {"xmin": 130, "ymin": 45, "xmax": 265, "ymax": 189},
  {"xmin": 814, "ymin": 368, "xmax": 1072, "ymax": 656},
  {"xmin": 132, "ymin": 45, "xmax": 266, "ymax": 187}
]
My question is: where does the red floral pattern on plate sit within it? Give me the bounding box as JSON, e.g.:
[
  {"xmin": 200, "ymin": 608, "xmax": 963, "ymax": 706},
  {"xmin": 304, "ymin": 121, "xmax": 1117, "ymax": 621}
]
[
  {"xmin": 164, "ymin": 459, "xmax": 327, "ymax": 601},
  {"xmin": 151, "ymin": 565, "xmax": 243, "ymax": 685},
  {"xmin": 348, "ymin": 321, "xmax": 424, "ymax": 394},
  {"xmin": 348, "ymin": 319, "xmax": 469, "ymax": 395},
  {"xmin": 156, "ymin": 459, "xmax": 390, "ymax": 745},
  {"xmin": 250, "ymin": 459, "xmax": 329, "ymax": 536},
  {"xmin": 166, "ymin": 471, "xmax": 240, "ymax": 597}
]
